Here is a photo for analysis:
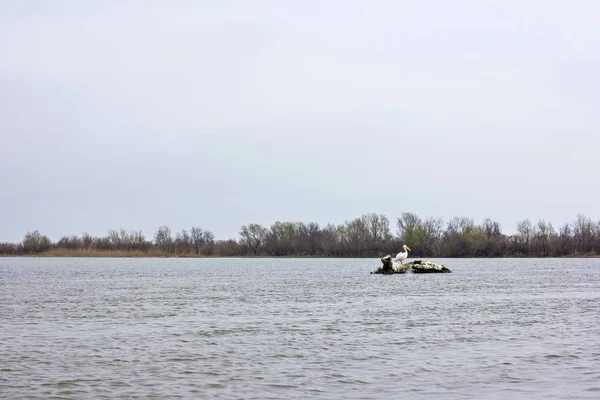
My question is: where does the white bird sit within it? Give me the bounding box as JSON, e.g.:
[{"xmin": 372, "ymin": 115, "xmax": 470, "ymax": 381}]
[{"xmin": 395, "ymin": 245, "xmax": 412, "ymax": 265}]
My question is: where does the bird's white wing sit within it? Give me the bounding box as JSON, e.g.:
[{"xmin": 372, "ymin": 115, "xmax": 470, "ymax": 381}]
[{"xmin": 395, "ymin": 252, "xmax": 403, "ymax": 260}]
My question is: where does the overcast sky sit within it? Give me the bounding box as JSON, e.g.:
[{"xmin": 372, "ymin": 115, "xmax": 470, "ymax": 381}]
[{"xmin": 1, "ymin": 1, "xmax": 599, "ymax": 242}]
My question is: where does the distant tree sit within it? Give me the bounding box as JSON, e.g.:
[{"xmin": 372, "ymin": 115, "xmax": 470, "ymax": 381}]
[
  {"xmin": 364, "ymin": 213, "xmax": 391, "ymax": 242},
  {"xmin": 441, "ymin": 217, "xmax": 479, "ymax": 257},
  {"xmin": 557, "ymin": 223, "xmax": 573, "ymax": 256},
  {"xmin": 516, "ymin": 219, "xmax": 533, "ymax": 255},
  {"xmin": 532, "ymin": 220, "xmax": 555, "ymax": 256},
  {"xmin": 306, "ymin": 222, "xmax": 322, "ymax": 255},
  {"xmin": 463, "ymin": 226, "xmax": 487, "ymax": 256},
  {"xmin": 128, "ymin": 230, "xmax": 148, "ymax": 251},
  {"xmin": 93, "ymin": 236, "xmax": 111, "ymax": 251},
  {"xmin": 206, "ymin": 232, "xmax": 216, "ymax": 255},
  {"xmin": 4, "ymin": 213, "xmax": 598, "ymax": 258},
  {"xmin": 190, "ymin": 227, "xmax": 205, "ymax": 255},
  {"xmin": 154, "ymin": 226, "xmax": 173, "ymax": 252},
  {"xmin": 362, "ymin": 213, "xmax": 392, "ymax": 255},
  {"xmin": 397, "ymin": 212, "xmax": 421, "ymax": 236},
  {"xmin": 398, "ymin": 213, "xmax": 430, "ymax": 256},
  {"xmin": 81, "ymin": 232, "xmax": 93, "ymax": 249},
  {"xmin": 22, "ymin": 230, "xmax": 51, "ymax": 254},
  {"xmin": 573, "ymin": 214, "xmax": 595, "ymax": 254},
  {"xmin": 339, "ymin": 215, "xmax": 387, "ymax": 257},
  {"xmin": 421, "ymin": 217, "xmax": 444, "ymax": 256},
  {"xmin": 265, "ymin": 221, "xmax": 299, "ymax": 256},
  {"xmin": 175, "ymin": 229, "xmax": 192, "ymax": 254},
  {"xmin": 239, "ymin": 223, "xmax": 267, "ymax": 255},
  {"xmin": 481, "ymin": 218, "xmax": 506, "ymax": 257},
  {"xmin": 119, "ymin": 229, "xmax": 130, "ymax": 250},
  {"xmin": 320, "ymin": 224, "xmax": 340, "ymax": 256},
  {"xmin": 0, "ymin": 242, "xmax": 18, "ymax": 255},
  {"xmin": 293, "ymin": 222, "xmax": 311, "ymax": 255},
  {"xmin": 214, "ymin": 239, "xmax": 241, "ymax": 256},
  {"xmin": 56, "ymin": 235, "xmax": 81, "ymax": 250}
]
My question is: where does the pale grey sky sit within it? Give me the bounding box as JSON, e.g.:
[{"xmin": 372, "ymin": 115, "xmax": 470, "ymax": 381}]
[{"xmin": 1, "ymin": 0, "xmax": 599, "ymax": 242}]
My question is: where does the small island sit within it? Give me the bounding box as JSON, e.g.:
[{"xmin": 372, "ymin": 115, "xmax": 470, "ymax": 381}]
[{"xmin": 372, "ymin": 255, "xmax": 452, "ymax": 274}]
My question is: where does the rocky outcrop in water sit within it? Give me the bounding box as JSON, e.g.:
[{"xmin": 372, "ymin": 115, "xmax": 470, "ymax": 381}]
[{"xmin": 372, "ymin": 255, "xmax": 452, "ymax": 274}]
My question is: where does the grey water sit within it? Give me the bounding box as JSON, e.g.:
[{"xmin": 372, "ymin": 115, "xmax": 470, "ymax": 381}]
[{"xmin": 1, "ymin": 258, "xmax": 599, "ymax": 399}]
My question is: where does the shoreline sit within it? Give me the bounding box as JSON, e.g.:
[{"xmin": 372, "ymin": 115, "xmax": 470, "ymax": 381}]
[{"xmin": 1, "ymin": 253, "xmax": 599, "ymax": 259}]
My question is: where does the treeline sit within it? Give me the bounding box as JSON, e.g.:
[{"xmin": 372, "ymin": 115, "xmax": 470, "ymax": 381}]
[{"xmin": 1, "ymin": 213, "xmax": 599, "ymax": 257}]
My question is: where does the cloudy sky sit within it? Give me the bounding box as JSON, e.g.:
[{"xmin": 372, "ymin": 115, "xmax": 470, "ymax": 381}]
[{"xmin": 1, "ymin": 0, "xmax": 599, "ymax": 241}]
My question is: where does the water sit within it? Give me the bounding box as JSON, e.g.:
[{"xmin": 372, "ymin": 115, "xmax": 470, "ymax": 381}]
[{"xmin": 1, "ymin": 257, "xmax": 599, "ymax": 399}]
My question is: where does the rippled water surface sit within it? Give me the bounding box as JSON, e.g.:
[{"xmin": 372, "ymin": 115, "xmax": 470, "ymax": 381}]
[{"xmin": 1, "ymin": 257, "xmax": 600, "ymax": 399}]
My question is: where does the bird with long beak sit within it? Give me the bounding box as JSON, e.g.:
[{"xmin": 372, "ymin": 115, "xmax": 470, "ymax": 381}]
[{"xmin": 395, "ymin": 245, "xmax": 412, "ymax": 265}]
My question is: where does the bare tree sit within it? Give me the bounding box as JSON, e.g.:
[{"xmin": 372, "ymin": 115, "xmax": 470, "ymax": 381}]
[
  {"xmin": 397, "ymin": 213, "xmax": 426, "ymax": 256},
  {"xmin": 187, "ymin": 227, "xmax": 215, "ymax": 255},
  {"xmin": 128, "ymin": 230, "xmax": 147, "ymax": 251},
  {"xmin": 0, "ymin": 242, "xmax": 18, "ymax": 255},
  {"xmin": 22, "ymin": 230, "xmax": 51, "ymax": 253},
  {"xmin": 320, "ymin": 223, "xmax": 340, "ymax": 256},
  {"xmin": 481, "ymin": 218, "xmax": 503, "ymax": 256},
  {"xmin": 154, "ymin": 226, "xmax": 173, "ymax": 252},
  {"xmin": 239, "ymin": 223, "xmax": 267, "ymax": 255},
  {"xmin": 446, "ymin": 217, "xmax": 461, "ymax": 235},
  {"xmin": 558, "ymin": 223, "xmax": 573, "ymax": 255},
  {"xmin": 5, "ymin": 213, "xmax": 598, "ymax": 258},
  {"xmin": 81, "ymin": 232, "xmax": 93, "ymax": 249},
  {"xmin": 397, "ymin": 212, "xmax": 422, "ymax": 236},
  {"xmin": 532, "ymin": 220, "xmax": 555, "ymax": 256},
  {"xmin": 482, "ymin": 218, "xmax": 502, "ymax": 237},
  {"xmin": 364, "ymin": 213, "xmax": 391, "ymax": 242},
  {"xmin": 108, "ymin": 229, "xmax": 121, "ymax": 249},
  {"xmin": 516, "ymin": 219, "xmax": 533, "ymax": 255},
  {"xmin": 306, "ymin": 222, "xmax": 322, "ymax": 255},
  {"xmin": 422, "ymin": 217, "xmax": 444, "ymax": 256},
  {"xmin": 56, "ymin": 235, "xmax": 81, "ymax": 250},
  {"xmin": 573, "ymin": 214, "xmax": 595, "ymax": 254},
  {"xmin": 175, "ymin": 229, "xmax": 192, "ymax": 254},
  {"xmin": 190, "ymin": 227, "xmax": 204, "ymax": 255}
]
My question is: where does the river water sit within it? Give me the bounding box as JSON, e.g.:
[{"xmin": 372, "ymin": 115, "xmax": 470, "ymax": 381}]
[{"xmin": 1, "ymin": 257, "xmax": 599, "ymax": 399}]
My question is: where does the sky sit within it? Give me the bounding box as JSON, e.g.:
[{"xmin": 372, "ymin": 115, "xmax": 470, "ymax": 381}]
[{"xmin": 1, "ymin": 0, "xmax": 599, "ymax": 242}]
